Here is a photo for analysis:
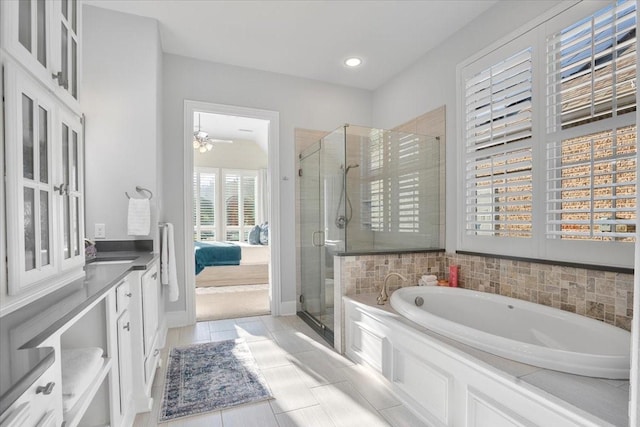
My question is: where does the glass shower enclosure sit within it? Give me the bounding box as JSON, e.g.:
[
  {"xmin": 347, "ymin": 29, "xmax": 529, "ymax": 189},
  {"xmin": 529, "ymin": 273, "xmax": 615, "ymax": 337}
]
[{"xmin": 298, "ymin": 124, "xmax": 442, "ymax": 344}]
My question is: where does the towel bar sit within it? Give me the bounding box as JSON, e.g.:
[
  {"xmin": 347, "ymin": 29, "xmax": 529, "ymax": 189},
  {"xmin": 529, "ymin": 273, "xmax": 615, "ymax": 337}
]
[{"xmin": 125, "ymin": 186, "xmax": 153, "ymax": 200}]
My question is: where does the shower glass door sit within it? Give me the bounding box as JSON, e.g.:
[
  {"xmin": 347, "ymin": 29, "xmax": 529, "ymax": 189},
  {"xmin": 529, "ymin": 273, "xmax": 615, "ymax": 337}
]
[
  {"xmin": 299, "ymin": 131, "xmax": 345, "ymax": 342},
  {"xmin": 299, "ymin": 144, "xmax": 324, "ymax": 326}
]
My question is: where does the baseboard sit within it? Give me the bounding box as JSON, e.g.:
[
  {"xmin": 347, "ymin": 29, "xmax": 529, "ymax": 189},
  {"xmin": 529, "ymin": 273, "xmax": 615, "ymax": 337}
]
[{"xmin": 279, "ymin": 300, "xmax": 296, "ymax": 316}]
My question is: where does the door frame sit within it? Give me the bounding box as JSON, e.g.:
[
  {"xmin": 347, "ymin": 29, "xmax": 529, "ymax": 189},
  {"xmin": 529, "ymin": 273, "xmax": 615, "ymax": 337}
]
[{"xmin": 183, "ymin": 100, "xmax": 281, "ymax": 323}]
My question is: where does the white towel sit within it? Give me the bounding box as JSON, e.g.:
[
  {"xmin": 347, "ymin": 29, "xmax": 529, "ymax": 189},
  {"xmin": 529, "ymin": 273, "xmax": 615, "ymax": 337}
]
[
  {"xmin": 422, "ymin": 275, "xmax": 438, "ymax": 281},
  {"xmin": 127, "ymin": 198, "xmax": 150, "ymax": 236},
  {"xmin": 61, "ymin": 347, "xmax": 104, "ymax": 412},
  {"xmin": 161, "ymin": 223, "xmax": 179, "ymax": 302}
]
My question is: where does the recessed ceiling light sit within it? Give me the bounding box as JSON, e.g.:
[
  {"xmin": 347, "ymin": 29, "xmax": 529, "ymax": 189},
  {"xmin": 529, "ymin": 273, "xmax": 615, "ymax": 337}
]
[{"xmin": 344, "ymin": 57, "xmax": 362, "ymax": 68}]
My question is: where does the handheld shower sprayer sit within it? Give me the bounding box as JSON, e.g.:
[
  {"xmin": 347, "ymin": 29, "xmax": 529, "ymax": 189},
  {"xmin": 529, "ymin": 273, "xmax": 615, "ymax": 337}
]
[{"xmin": 335, "ymin": 163, "xmax": 360, "ymax": 229}]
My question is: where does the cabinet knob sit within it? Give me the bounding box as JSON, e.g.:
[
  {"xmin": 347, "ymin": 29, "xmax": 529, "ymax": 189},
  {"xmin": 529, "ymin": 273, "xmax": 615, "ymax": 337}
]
[
  {"xmin": 54, "ymin": 183, "xmax": 68, "ymax": 196},
  {"xmin": 153, "ymin": 349, "xmax": 160, "ymax": 356},
  {"xmin": 123, "ymin": 322, "xmax": 130, "ymax": 331},
  {"xmin": 52, "ymin": 71, "xmax": 69, "ymax": 89},
  {"xmin": 36, "ymin": 381, "xmax": 55, "ymax": 395},
  {"xmin": 125, "ymin": 292, "xmax": 132, "ymax": 297},
  {"xmin": 151, "ymin": 272, "xmax": 158, "ymax": 280}
]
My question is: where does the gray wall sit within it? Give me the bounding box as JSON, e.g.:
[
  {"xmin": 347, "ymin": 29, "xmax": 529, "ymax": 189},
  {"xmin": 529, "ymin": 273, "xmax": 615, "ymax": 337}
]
[
  {"xmin": 83, "ymin": 6, "xmax": 163, "ymax": 247},
  {"xmin": 162, "ymin": 54, "xmax": 373, "ymax": 312}
]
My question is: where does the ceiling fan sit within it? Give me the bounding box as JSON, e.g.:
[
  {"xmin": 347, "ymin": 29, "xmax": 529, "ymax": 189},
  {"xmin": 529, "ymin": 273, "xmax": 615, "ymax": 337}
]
[{"xmin": 193, "ymin": 114, "xmax": 233, "ymax": 153}]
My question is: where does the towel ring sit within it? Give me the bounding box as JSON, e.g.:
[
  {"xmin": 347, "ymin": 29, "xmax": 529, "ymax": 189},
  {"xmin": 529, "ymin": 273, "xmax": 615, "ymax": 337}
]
[{"xmin": 125, "ymin": 186, "xmax": 153, "ymax": 200}]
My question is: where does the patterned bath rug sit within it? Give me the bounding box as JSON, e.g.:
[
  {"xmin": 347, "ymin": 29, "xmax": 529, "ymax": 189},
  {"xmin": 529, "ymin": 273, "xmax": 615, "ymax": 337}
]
[{"xmin": 159, "ymin": 339, "xmax": 272, "ymax": 422}]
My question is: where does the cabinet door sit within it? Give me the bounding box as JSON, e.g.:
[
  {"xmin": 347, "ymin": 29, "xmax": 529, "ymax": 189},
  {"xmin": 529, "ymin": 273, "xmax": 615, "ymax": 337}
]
[
  {"xmin": 5, "ymin": 62, "xmax": 57, "ymax": 294},
  {"xmin": 58, "ymin": 109, "xmax": 84, "ymax": 271},
  {"xmin": 53, "ymin": 0, "xmax": 81, "ymax": 111},
  {"xmin": 0, "ymin": 0, "xmax": 81, "ymax": 113},
  {"xmin": 0, "ymin": 0, "xmax": 53, "ymax": 88},
  {"xmin": 141, "ymin": 266, "xmax": 160, "ymax": 356},
  {"xmin": 117, "ymin": 310, "xmax": 133, "ymax": 418}
]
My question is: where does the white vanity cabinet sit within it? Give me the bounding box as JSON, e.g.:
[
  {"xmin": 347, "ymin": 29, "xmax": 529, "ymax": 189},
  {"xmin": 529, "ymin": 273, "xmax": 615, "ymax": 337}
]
[
  {"xmin": 0, "ymin": 0, "xmax": 82, "ymax": 114},
  {"xmin": 130, "ymin": 260, "xmax": 164, "ymax": 412},
  {"xmin": 0, "ymin": 362, "xmax": 61, "ymax": 427},
  {"xmin": 107, "ymin": 276, "xmax": 135, "ymax": 427}
]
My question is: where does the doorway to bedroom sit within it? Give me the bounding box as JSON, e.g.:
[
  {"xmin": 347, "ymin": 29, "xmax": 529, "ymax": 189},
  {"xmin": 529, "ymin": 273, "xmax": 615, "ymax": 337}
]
[{"xmin": 191, "ymin": 110, "xmax": 272, "ymax": 321}]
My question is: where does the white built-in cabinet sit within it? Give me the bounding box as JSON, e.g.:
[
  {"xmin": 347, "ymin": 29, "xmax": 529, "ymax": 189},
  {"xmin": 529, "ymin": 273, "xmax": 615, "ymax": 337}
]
[
  {"xmin": 130, "ymin": 261, "xmax": 163, "ymax": 413},
  {"xmin": 1, "ymin": 0, "xmax": 84, "ymax": 312}
]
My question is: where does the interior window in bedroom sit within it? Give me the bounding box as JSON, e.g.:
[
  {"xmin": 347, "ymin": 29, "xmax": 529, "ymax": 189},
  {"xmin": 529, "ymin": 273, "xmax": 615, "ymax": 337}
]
[
  {"xmin": 193, "ymin": 168, "xmax": 217, "ymax": 241},
  {"xmin": 194, "ymin": 167, "xmax": 262, "ymax": 243}
]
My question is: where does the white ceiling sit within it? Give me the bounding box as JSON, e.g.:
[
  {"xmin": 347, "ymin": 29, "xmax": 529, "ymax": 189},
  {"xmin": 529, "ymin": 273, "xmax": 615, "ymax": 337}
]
[{"xmin": 85, "ymin": 0, "xmax": 498, "ymax": 90}]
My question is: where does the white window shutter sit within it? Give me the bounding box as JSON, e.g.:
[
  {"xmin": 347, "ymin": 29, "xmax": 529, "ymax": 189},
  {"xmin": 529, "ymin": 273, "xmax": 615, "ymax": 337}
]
[{"xmin": 464, "ymin": 47, "xmax": 534, "ymax": 238}]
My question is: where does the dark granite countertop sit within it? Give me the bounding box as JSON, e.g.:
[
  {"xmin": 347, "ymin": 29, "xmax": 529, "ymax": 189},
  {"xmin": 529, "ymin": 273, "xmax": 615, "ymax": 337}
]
[{"xmin": 0, "ymin": 251, "xmax": 158, "ymax": 416}]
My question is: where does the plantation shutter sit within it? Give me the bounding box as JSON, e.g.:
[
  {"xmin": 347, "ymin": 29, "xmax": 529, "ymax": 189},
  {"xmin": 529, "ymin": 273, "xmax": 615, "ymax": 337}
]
[
  {"xmin": 464, "ymin": 47, "xmax": 534, "ymax": 237},
  {"xmin": 393, "ymin": 133, "xmax": 423, "ymax": 233},
  {"xmin": 193, "ymin": 169, "xmax": 216, "ymax": 241},
  {"xmin": 242, "ymin": 175, "xmax": 257, "ymax": 226},
  {"xmin": 545, "ymin": 0, "xmax": 637, "ymax": 241},
  {"xmin": 546, "ymin": 0, "xmax": 636, "ymax": 132},
  {"xmin": 363, "ymin": 130, "xmax": 387, "ymax": 232},
  {"xmin": 225, "ymin": 173, "xmax": 240, "ymax": 228}
]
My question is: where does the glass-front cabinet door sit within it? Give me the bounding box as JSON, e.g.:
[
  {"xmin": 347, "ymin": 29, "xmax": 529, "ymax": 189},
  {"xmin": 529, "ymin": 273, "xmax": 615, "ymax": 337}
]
[
  {"xmin": 57, "ymin": 0, "xmax": 80, "ymax": 106},
  {"xmin": 5, "ymin": 63, "xmax": 56, "ymax": 294},
  {"xmin": 4, "ymin": 60, "xmax": 85, "ymax": 299},
  {"xmin": 0, "ymin": 0, "xmax": 81, "ymax": 113},
  {"xmin": 59, "ymin": 110, "xmax": 84, "ymax": 270}
]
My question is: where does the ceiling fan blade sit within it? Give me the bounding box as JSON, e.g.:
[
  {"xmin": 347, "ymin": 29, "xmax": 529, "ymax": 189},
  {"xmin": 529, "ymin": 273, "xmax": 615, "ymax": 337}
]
[{"xmin": 209, "ymin": 138, "xmax": 234, "ymax": 144}]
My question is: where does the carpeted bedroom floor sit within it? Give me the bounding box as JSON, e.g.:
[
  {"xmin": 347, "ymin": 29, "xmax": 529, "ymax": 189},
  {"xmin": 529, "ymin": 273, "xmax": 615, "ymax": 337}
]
[{"xmin": 196, "ymin": 284, "xmax": 271, "ymax": 321}]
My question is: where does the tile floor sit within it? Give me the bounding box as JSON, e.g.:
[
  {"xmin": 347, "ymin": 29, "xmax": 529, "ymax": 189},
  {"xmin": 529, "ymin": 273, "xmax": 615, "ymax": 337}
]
[{"xmin": 133, "ymin": 315, "xmax": 426, "ymax": 427}]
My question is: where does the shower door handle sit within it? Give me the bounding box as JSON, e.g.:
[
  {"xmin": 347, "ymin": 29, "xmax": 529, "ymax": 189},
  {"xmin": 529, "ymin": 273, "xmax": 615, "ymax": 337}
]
[{"xmin": 312, "ymin": 231, "xmax": 325, "ymax": 247}]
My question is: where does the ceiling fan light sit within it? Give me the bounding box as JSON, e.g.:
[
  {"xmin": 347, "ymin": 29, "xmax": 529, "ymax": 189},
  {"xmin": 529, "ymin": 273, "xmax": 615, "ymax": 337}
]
[
  {"xmin": 193, "ymin": 139, "xmax": 200, "ymax": 149},
  {"xmin": 199, "ymin": 145, "xmax": 207, "ymax": 153},
  {"xmin": 205, "ymin": 142, "xmax": 213, "ymax": 151}
]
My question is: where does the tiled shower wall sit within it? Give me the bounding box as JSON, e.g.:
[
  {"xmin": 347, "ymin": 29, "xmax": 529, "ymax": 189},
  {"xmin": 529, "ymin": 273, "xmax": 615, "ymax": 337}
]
[{"xmin": 338, "ymin": 252, "xmax": 635, "ymax": 331}]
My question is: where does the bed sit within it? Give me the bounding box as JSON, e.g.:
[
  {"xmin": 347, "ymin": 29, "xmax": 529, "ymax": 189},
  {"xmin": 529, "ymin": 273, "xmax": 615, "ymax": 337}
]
[
  {"xmin": 194, "ymin": 241, "xmax": 242, "ymax": 275},
  {"xmin": 195, "ymin": 241, "xmax": 270, "ymax": 287}
]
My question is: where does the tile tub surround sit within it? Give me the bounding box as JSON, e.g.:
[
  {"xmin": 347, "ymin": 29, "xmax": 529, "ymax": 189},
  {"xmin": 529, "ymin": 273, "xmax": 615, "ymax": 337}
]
[{"xmin": 336, "ymin": 252, "xmax": 634, "ymax": 331}]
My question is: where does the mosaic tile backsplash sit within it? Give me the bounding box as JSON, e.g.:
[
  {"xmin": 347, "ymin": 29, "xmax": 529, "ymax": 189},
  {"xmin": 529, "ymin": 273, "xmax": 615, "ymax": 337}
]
[{"xmin": 338, "ymin": 252, "xmax": 634, "ymax": 331}]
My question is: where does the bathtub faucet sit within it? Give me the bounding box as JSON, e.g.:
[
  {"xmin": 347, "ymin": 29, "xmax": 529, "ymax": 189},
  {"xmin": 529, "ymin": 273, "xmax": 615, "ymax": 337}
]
[{"xmin": 377, "ymin": 272, "xmax": 408, "ymax": 305}]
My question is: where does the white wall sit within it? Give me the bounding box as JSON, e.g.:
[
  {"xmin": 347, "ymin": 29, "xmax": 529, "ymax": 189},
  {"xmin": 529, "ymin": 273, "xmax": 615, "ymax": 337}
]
[
  {"xmin": 371, "ymin": 0, "xmax": 563, "ymax": 252},
  {"xmin": 162, "ymin": 53, "xmax": 372, "ymax": 312},
  {"xmin": 194, "ymin": 139, "xmax": 267, "ymax": 170},
  {"xmin": 83, "ymin": 6, "xmax": 162, "ymax": 245}
]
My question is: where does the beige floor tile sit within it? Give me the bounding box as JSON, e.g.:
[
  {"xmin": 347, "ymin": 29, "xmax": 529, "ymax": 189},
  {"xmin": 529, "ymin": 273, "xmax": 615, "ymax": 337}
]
[
  {"xmin": 341, "ymin": 364, "xmax": 399, "ymax": 410},
  {"xmin": 259, "ymin": 315, "xmax": 295, "ymax": 332},
  {"xmin": 235, "ymin": 320, "xmax": 273, "ymax": 342},
  {"xmin": 246, "ymin": 339, "xmax": 293, "ymax": 369},
  {"xmin": 290, "ymin": 350, "xmax": 348, "ymax": 388},
  {"xmin": 310, "ymin": 381, "xmax": 390, "ymax": 427},
  {"xmin": 209, "ymin": 329, "xmax": 241, "ymax": 342},
  {"xmin": 262, "ymin": 364, "xmax": 318, "ymax": 413},
  {"xmin": 208, "ymin": 318, "xmax": 238, "ymax": 332},
  {"xmin": 220, "ymin": 401, "xmax": 279, "ymax": 427},
  {"xmin": 275, "ymin": 405, "xmax": 337, "ymax": 427},
  {"xmin": 379, "ymin": 405, "xmax": 429, "ymax": 427},
  {"xmin": 165, "ymin": 411, "xmax": 223, "ymax": 427},
  {"xmin": 178, "ymin": 323, "xmax": 211, "ymax": 343},
  {"xmin": 271, "ymin": 329, "xmax": 319, "ymax": 354}
]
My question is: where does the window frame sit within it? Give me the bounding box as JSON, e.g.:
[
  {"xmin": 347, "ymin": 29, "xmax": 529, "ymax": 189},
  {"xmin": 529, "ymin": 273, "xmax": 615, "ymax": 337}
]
[
  {"xmin": 457, "ymin": 0, "xmax": 636, "ymax": 268},
  {"xmin": 193, "ymin": 167, "xmax": 263, "ymax": 243}
]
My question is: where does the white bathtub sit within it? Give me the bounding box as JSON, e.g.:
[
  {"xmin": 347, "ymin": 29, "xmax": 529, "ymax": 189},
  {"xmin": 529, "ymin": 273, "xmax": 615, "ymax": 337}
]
[{"xmin": 389, "ymin": 286, "xmax": 631, "ymax": 379}]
